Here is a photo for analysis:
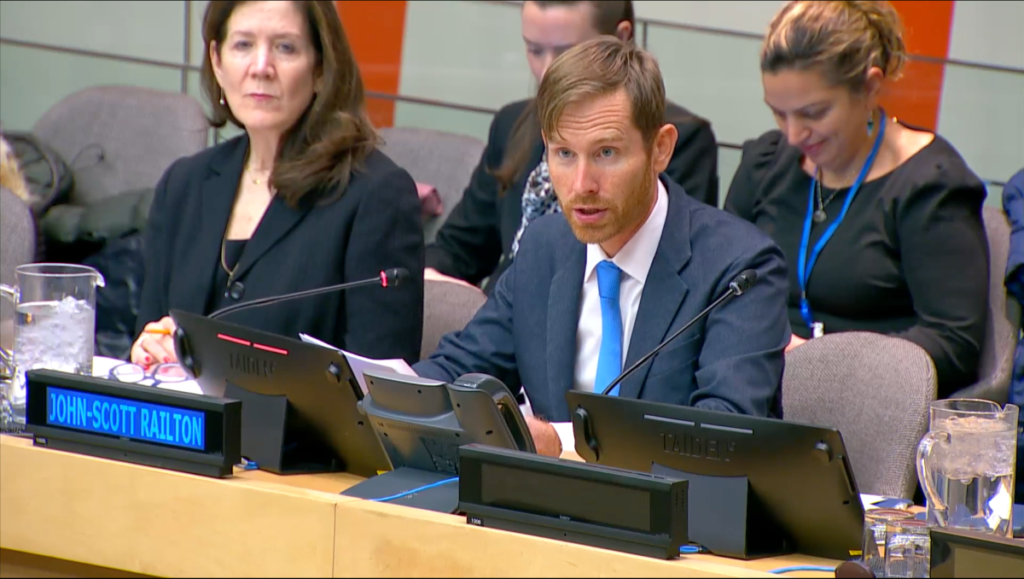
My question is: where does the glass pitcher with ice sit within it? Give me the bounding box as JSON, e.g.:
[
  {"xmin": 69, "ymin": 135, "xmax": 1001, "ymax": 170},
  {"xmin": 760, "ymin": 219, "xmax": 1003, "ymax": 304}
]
[
  {"xmin": 916, "ymin": 398, "xmax": 1019, "ymax": 537},
  {"xmin": 0, "ymin": 263, "xmax": 105, "ymax": 429}
]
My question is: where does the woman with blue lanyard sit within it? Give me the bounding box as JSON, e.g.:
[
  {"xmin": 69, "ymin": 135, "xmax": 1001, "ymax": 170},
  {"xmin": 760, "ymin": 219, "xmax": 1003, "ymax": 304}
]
[{"xmin": 725, "ymin": 0, "xmax": 989, "ymax": 398}]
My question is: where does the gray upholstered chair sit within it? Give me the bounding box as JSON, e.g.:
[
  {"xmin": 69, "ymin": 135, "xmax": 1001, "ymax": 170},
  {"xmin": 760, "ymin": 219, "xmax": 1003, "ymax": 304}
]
[
  {"xmin": 31, "ymin": 85, "xmax": 208, "ymax": 206},
  {"xmin": 377, "ymin": 127, "xmax": 485, "ymax": 245},
  {"xmin": 421, "ymin": 279, "xmax": 487, "ymax": 360},
  {"xmin": 782, "ymin": 332, "xmax": 937, "ymax": 499},
  {"xmin": 950, "ymin": 206, "xmax": 1021, "ymax": 403}
]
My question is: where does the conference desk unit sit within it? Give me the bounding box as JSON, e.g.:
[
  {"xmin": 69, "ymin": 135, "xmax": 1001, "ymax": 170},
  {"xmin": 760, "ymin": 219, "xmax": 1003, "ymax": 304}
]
[{"xmin": 0, "ymin": 435, "xmax": 839, "ymax": 578}]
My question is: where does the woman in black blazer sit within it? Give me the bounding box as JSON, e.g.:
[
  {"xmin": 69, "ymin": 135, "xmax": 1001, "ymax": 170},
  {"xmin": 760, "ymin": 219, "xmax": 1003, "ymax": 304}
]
[{"xmin": 131, "ymin": 0, "xmax": 424, "ymax": 366}]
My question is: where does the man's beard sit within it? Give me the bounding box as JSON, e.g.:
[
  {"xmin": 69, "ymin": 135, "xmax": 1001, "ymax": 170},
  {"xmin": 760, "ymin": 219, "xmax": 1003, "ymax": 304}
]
[{"xmin": 560, "ymin": 163, "xmax": 655, "ymax": 246}]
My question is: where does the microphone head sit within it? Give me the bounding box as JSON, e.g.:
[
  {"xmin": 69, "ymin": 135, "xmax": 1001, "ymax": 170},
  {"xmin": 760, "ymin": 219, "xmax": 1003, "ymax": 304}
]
[
  {"xmin": 380, "ymin": 268, "xmax": 410, "ymax": 288},
  {"xmin": 728, "ymin": 269, "xmax": 759, "ymax": 295}
]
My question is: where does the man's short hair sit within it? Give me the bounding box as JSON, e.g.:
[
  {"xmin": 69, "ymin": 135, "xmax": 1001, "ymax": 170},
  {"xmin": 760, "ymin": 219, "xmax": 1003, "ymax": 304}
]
[{"xmin": 536, "ymin": 36, "xmax": 666, "ymax": 147}]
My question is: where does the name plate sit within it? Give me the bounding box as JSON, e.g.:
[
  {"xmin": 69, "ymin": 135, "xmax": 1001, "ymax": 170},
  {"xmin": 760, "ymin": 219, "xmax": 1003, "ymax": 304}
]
[
  {"xmin": 25, "ymin": 369, "xmax": 241, "ymax": 478},
  {"xmin": 458, "ymin": 444, "xmax": 689, "ymax": 559}
]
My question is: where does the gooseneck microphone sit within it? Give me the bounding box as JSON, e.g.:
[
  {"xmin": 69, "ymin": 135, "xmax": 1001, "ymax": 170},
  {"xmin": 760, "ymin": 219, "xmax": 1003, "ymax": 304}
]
[
  {"xmin": 209, "ymin": 267, "xmax": 409, "ymax": 320},
  {"xmin": 599, "ymin": 269, "xmax": 759, "ymax": 396}
]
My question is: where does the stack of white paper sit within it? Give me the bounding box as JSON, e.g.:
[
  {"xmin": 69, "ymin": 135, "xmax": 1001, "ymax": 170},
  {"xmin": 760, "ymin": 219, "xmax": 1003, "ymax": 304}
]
[{"xmin": 298, "ymin": 333, "xmax": 417, "ymax": 394}]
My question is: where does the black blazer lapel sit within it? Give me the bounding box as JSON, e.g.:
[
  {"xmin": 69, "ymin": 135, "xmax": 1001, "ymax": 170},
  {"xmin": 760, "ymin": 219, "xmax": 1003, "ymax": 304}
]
[
  {"xmin": 618, "ymin": 178, "xmax": 693, "ymax": 399},
  {"xmin": 545, "ymin": 242, "xmax": 586, "ymax": 418},
  {"xmin": 182, "ymin": 138, "xmax": 247, "ymax": 314},
  {"xmin": 231, "ymin": 196, "xmax": 314, "ymax": 282}
]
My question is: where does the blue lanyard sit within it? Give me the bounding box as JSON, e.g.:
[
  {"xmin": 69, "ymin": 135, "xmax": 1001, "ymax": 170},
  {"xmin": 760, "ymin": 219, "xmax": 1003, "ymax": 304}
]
[{"xmin": 797, "ymin": 110, "xmax": 886, "ymax": 331}]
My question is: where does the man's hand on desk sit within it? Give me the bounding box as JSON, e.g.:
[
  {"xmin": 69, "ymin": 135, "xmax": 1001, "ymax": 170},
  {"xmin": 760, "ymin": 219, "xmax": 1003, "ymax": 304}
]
[{"xmin": 525, "ymin": 415, "xmax": 562, "ymax": 457}]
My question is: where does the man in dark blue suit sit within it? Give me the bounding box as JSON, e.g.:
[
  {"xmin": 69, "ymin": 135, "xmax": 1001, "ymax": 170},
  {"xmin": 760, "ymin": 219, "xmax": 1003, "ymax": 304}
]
[{"xmin": 413, "ymin": 37, "xmax": 791, "ymax": 456}]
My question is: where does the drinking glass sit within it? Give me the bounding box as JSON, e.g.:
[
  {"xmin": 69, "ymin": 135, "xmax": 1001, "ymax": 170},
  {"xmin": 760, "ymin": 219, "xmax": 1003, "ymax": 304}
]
[
  {"xmin": 884, "ymin": 519, "xmax": 931, "ymax": 578},
  {"xmin": 861, "ymin": 508, "xmax": 915, "ymax": 575}
]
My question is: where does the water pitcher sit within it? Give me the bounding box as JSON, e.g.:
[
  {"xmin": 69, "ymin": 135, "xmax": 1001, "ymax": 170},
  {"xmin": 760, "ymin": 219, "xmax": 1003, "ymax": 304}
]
[
  {"xmin": 916, "ymin": 398, "xmax": 1019, "ymax": 537},
  {"xmin": 0, "ymin": 263, "xmax": 105, "ymax": 430}
]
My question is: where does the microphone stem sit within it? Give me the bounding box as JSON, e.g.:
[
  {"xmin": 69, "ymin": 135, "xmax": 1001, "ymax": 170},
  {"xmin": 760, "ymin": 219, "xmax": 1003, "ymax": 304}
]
[
  {"xmin": 209, "ymin": 277, "xmax": 382, "ymax": 320},
  {"xmin": 600, "ymin": 286, "xmax": 741, "ymax": 396}
]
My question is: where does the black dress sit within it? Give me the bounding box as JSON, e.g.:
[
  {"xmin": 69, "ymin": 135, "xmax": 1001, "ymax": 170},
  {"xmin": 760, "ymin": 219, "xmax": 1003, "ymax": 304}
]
[{"xmin": 725, "ymin": 128, "xmax": 989, "ymax": 397}]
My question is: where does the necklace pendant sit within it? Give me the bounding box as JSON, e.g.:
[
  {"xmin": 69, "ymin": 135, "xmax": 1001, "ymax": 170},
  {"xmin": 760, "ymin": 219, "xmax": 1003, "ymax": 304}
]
[{"xmin": 813, "ymin": 209, "xmax": 827, "ymax": 223}]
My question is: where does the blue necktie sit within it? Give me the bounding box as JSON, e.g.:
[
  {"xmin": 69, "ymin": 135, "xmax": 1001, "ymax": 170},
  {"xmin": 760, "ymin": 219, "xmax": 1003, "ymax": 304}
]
[{"xmin": 595, "ymin": 260, "xmax": 623, "ymax": 396}]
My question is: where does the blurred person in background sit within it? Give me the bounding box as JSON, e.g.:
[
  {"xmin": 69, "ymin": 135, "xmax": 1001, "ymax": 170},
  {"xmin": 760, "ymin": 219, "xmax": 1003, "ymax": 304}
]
[
  {"xmin": 425, "ymin": 0, "xmax": 719, "ymax": 294},
  {"xmin": 725, "ymin": 0, "xmax": 988, "ymax": 398},
  {"xmin": 1002, "ymin": 167, "xmax": 1024, "ymax": 501},
  {"xmin": 0, "ymin": 134, "xmax": 32, "ymax": 205},
  {"xmin": 0, "ymin": 132, "xmax": 35, "ymax": 356},
  {"xmin": 132, "ymin": 0, "xmax": 424, "ymax": 368}
]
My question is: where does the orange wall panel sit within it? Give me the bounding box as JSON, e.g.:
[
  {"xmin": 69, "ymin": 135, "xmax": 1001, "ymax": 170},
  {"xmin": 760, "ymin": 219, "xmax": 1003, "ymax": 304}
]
[
  {"xmin": 335, "ymin": 1, "xmax": 407, "ymax": 128},
  {"xmin": 884, "ymin": 1, "xmax": 955, "ymax": 130}
]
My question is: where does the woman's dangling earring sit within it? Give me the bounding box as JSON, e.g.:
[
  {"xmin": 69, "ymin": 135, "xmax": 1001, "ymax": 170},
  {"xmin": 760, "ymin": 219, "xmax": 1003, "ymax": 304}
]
[{"xmin": 867, "ymin": 112, "xmax": 875, "ymax": 138}]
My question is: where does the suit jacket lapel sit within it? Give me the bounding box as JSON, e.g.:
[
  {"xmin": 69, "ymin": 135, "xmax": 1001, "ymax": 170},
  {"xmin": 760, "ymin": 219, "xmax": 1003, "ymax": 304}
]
[
  {"xmin": 618, "ymin": 178, "xmax": 692, "ymax": 400},
  {"xmin": 183, "ymin": 138, "xmax": 247, "ymax": 314},
  {"xmin": 545, "ymin": 241, "xmax": 586, "ymax": 418},
  {"xmin": 231, "ymin": 195, "xmax": 313, "ymax": 282}
]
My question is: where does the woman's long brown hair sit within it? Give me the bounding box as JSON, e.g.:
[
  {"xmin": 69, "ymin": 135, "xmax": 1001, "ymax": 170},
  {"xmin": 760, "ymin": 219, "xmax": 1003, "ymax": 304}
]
[{"xmin": 201, "ymin": 1, "xmax": 378, "ymax": 207}]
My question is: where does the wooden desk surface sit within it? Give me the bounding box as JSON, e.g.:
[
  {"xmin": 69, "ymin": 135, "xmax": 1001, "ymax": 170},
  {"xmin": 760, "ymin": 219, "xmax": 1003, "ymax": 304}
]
[{"xmin": 0, "ymin": 435, "xmax": 839, "ymax": 578}]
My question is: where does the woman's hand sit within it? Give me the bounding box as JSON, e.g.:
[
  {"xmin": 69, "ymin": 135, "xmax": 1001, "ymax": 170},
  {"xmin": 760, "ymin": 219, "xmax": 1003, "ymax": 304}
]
[
  {"xmin": 785, "ymin": 334, "xmax": 808, "ymax": 353},
  {"xmin": 130, "ymin": 316, "xmax": 178, "ymax": 368}
]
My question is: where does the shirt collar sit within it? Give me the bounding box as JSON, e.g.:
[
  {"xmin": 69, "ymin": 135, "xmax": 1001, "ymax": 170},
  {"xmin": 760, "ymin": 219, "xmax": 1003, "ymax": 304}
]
[{"xmin": 584, "ymin": 177, "xmax": 669, "ymax": 285}]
